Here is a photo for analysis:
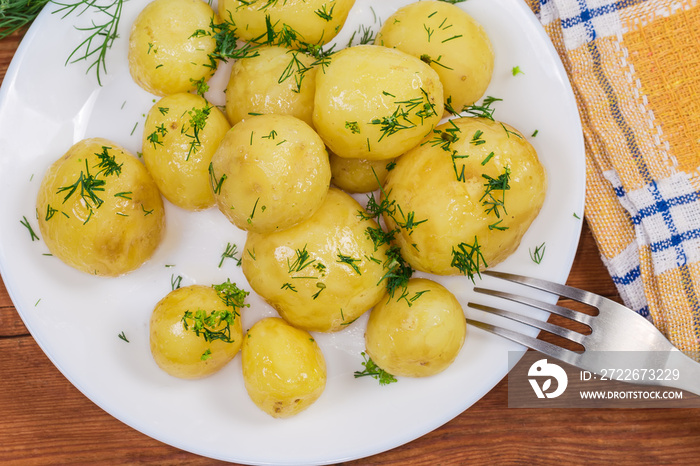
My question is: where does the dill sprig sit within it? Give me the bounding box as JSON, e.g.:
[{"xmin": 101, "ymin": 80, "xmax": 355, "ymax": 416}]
[
  {"xmin": 52, "ymin": 0, "xmax": 124, "ymax": 86},
  {"xmin": 451, "ymin": 237, "xmax": 487, "ymax": 282},
  {"xmin": 354, "ymin": 352, "xmax": 397, "ymax": 385},
  {"xmin": 0, "ymin": 0, "xmax": 49, "ymax": 39}
]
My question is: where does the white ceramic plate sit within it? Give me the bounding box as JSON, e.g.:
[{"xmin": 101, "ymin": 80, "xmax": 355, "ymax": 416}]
[{"xmin": 0, "ymin": 1, "xmax": 585, "ymax": 464}]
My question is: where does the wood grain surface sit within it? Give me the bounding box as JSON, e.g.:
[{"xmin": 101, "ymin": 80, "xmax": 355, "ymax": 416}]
[{"xmin": 1, "ymin": 25, "xmax": 699, "ymax": 466}]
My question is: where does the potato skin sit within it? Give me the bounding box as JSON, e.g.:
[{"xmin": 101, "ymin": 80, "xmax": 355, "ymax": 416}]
[
  {"xmin": 210, "ymin": 114, "xmax": 331, "ymax": 233},
  {"xmin": 150, "ymin": 284, "xmax": 244, "ymax": 379},
  {"xmin": 36, "ymin": 138, "xmax": 165, "ymax": 276},
  {"xmin": 241, "ymin": 317, "xmax": 326, "ymax": 418},
  {"xmin": 142, "ymin": 93, "xmax": 230, "ymax": 210},
  {"xmin": 225, "ymin": 46, "xmax": 318, "ymax": 127},
  {"xmin": 329, "ymin": 152, "xmax": 394, "ymax": 194},
  {"xmin": 383, "ymin": 117, "xmax": 546, "ymax": 275},
  {"xmin": 376, "ymin": 1, "xmax": 494, "ymax": 111},
  {"xmin": 313, "ymin": 45, "xmax": 443, "ymax": 160},
  {"xmin": 242, "ymin": 188, "xmax": 389, "ymax": 332},
  {"xmin": 128, "ymin": 0, "xmax": 217, "ymax": 96},
  {"xmin": 365, "ymin": 278, "xmax": 466, "ymax": 377},
  {"xmin": 218, "ymin": 0, "xmax": 355, "ymax": 45}
]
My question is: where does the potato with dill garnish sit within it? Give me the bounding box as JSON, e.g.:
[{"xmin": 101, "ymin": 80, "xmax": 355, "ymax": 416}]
[
  {"xmin": 375, "ymin": 1, "xmax": 494, "ymax": 112},
  {"xmin": 142, "ymin": 93, "xmax": 230, "ymax": 211},
  {"xmin": 224, "ymin": 45, "xmax": 318, "ymax": 127},
  {"xmin": 150, "ymin": 281, "xmax": 248, "ymax": 379},
  {"xmin": 242, "ymin": 188, "xmax": 390, "ymax": 332},
  {"xmin": 329, "ymin": 151, "xmax": 395, "ymax": 194},
  {"xmin": 218, "ymin": 0, "xmax": 355, "ymax": 46},
  {"xmin": 365, "ymin": 278, "xmax": 466, "ymax": 377},
  {"xmin": 36, "ymin": 138, "xmax": 165, "ymax": 277},
  {"xmin": 382, "ymin": 117, "xmax": 546, "ymax": 276},
  {"xmin": 313, "ymin": 45, "xmax": 443, "ymax": 160},
  {"xmin": 242, "ymin": 317, "xmax": 326, "ymax": 418},
  {"xmin": 128, "ymin": 0, "xmax": 217, "ymax": 96},
  {"xmin": 210, "ymin": 114, "xmax": 331, "ymax": 234}
]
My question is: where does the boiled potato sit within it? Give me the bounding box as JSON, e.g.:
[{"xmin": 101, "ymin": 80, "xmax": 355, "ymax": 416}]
[
  {"xmin": 376, "ymin": 1, "xmax": 494, "ymax": 111},
  {"xmin": 365, "ymin": 278, "xmax": 466, "ymax": 377},
  {"xmin": 224, "ymin": 45, "xmax": 318, "ymax": 127},
  {"xmin": 142, "ymin": 93, "xmax": 230, "ymax": 210},
  {"xmin": 242, "ymin": 188, "xmax": 389, "ymax": 332},
  {"xmin": 128, "ymin": 0, "xmax": 217, "ymax": 96},
  {"xmin": 242, "ymin": 317, "xmax": 326, "ymax": 418},
  {"xmin": 313, "ymin": 45, "xmax": 443, "ymax": 160},
  {"xmin": 150, "ymin": 282, "xmax": 247, "ymax": 379},
  {"xmin": 210, "ymin": 114, "xmax": 331, "ymax": 233},
  {"xmin": 329, "ymin": 151, "xmax": 394, "ymax": 194},
  {"xmin": 382, "ymin": 117, "xmax": 546, "ymax": 275},
  {"xmin": 218, "ymin": 0, "xmax": 355, "ymax": 45},
  {"xmin": 36, "ymin": 138, "xmax": 164, "ymax": 276}
]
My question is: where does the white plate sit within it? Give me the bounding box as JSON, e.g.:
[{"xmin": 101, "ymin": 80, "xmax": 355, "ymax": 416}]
[{"xmin": 0, "ymin": 1, "xmax": 585, "ymax": 464}]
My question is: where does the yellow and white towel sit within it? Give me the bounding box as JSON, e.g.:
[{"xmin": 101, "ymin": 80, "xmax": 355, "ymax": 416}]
[{"xmin": 525, "ymin": 0, "xmax": 700, "ymax": 357}]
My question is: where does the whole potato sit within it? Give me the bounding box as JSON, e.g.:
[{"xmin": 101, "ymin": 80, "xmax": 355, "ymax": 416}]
[
  {"xmin": 128, "ymin": 0, "xmax": 217, "ymax": 96},
  {"xmin": 210, "ymin": 114, "xmax": 331, "ymax": 233},
  {"xmin": 242, "ymin": 317, "xmax": 326, "ymax": 418},
  {"xmin": 150, "ymin": 282, "xmax": 247, "ymax": 379},
  {"xmin": 376, "ymin": 1, "xmax": 494, "ymax": 111},
  {"xmin": 365, "ymin": 278, "xmax": 466, "ymax": 377},
  {"xmin": 218, "ymin": 0, "xmax": 355, "ymax": 45},
  {"xmin": 313, "ymin": 45, "xmax": 443, "ymax": 160},
  {"xmin": 143, "ymin": 93, "xmax": 230, "ymax": 210},
  {"xmin": 242, "ymin": 188, "xmax": 389, "ymax": 332},
  {"xmin": 36, "ymin": 138, "xmax": 165, "ymax": 276},
  {"xmin": 382, "ymin": 117, "xmax": 547, "ymax": 276},
  {"xmin": 225, "ymin": 45, "xmax": 318, "ymax": 127},
  {"xmin": 329, "ymin": 151, "xmax": 394, "ymax": 194}
]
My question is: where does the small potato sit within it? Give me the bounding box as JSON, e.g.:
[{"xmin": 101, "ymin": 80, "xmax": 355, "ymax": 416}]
[
  {"xmin": 242, "ymin": 188, "xmax": 389, "ymax": 332},
  {"xmin": 313, "ymin": 45, "xmax": 443, "ymax": 160},
  {"xmin": 382, "ymin": 117, "xmax": 546, "ymax": 275},
  {"xmin": 225, "ymin": 45, "xmax": 318, "ymax": 127},
  {"xmin": 142, "ymin": 93, "xmax": 230, "ymax": 210},
  {"xmin": 218, "ymin": 0, "xmax": 355, "ymax": 45},
  {"xmin": 329, "ymin": 151, "xmax": 394, "ymax": 194},
  {"xmin": 242, "ymin": 317, "xmax": 326, "ymax": 418},
  {"xmin": 210, "ymin": 114, "xmax": 331, "ymax": 233},
  {"xmin": 376, "ymin": 1, "xmax": 494, "ymax": 111},
  {"xmin": 36, "ymin": 138, "xmax": 165, "ymax": 276},
  {"xmin": 128, "ymin": 0, "xmax": 217, "ymax": 96},
  {"xmin": 365, "ymin": 278, "xmax": 466, "ymax": 377},
  {"xmin": 150, "ymin": 282, "xmax": 247, "ymax": 379}
]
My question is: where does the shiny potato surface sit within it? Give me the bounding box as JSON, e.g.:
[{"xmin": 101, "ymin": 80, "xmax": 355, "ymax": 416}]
[
  {"xmin": 376, "ymin": 1, "xmax": 494, "ymax": 111},
  {"xmin": 365, "ymin": 278, "xmax": 466, "ymax": 377},
  {"xmin": 218, "ymin": 0, "xmax": 355, "ymax": 45},
  {"xmin": 225, "ymin": 45, "xmax": 318, "ymax": 127},
  {"xmin": 128, "ymin": 0, "xmax": 217, "ymax": 96},
  {"xmin": 150, "ymin": 283, "xmax": 246, "ymax": 379},
  {"xmin": 242, "ymin": 188, "xmax": 390, "ymax": 332},
  {"xmin": 313, "ymin": 45, "xmax": 443, "ymax": 160},
  {"xmin": 142, "ymin": 93, "xmax": 230, "ymax": 210},
  {"xmin": 382, "ymin": 117, "xmax": 547, "ymax": 275},
  {"xmin": 36, "ymin": 138, "xmax": 165, "ymax": 276},
  {"xmin": 329, "ymin": 152, "xmax": 394, "ymax": 194},
  {"xmin": 241, "ymin": 317, "xmax": 326, "ymax": 418},
  {"xmin": 210, "ymin": 114, "xmax": 331, "ymax": 233}
]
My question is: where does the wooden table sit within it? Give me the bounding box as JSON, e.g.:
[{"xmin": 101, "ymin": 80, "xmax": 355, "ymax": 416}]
[{"xmin": 1, "ymin": 29, "xmax": 699, "ymax": 466}]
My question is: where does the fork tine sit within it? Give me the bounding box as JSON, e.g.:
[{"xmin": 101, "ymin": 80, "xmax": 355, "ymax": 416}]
[
  {"xmin": 468, "ymin": 302, "xmax": 586, "ymax": 344},
  {"xmin": 473, "ymin": 286, "xmax": 594, "ymax": 327},
  {"xmin": 465, "ymin": 317, "xmax": 579, "ymax": 365},
  {"xmin": 483, "ymin": 270, "xmax": 603, "ymax": 307}
]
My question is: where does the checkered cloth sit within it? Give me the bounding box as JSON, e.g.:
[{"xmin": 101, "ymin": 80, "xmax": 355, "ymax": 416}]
[{"xmin": 525, "ymin": 0, "xmax": 700, "ymax": 357}]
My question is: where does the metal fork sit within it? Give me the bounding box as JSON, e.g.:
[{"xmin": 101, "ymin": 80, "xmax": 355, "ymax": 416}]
[{"xmin": 466, "ymin": 270, "xmax": 700, "ymax": 396}]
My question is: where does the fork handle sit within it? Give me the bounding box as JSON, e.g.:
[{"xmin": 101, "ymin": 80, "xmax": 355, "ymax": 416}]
[{"xmin": 658, "ymin": 349, "xmax": 700, "ymax": 396}]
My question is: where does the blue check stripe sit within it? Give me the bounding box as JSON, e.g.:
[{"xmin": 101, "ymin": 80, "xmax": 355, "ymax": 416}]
[{"xmin": 558, "ymin": 0, "xmax": 648, "ymax": 41}]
